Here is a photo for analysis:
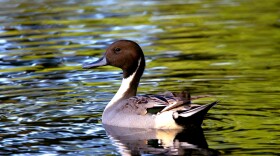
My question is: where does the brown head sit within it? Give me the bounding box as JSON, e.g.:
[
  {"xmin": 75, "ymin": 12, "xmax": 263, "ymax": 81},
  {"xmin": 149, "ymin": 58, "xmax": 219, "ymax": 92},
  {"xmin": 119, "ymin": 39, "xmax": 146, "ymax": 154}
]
[{"xmin": 83, "ymin": 40, "xmax": 146, "ymax": 79}]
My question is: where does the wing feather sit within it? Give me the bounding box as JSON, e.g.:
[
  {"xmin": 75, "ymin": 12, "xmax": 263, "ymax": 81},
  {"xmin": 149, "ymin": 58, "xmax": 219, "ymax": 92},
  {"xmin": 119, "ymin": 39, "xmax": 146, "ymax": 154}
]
[{"xmin": 125, "ymin": 91, "xmax": 191, "ymax": 115}]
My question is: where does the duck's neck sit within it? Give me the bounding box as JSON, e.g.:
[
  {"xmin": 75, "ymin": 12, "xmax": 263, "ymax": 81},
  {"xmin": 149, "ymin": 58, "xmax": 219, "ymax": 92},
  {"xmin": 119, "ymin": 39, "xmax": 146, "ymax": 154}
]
[{"xmin": 106, "ymin": 57, "xmax": 145, "ymax": 110}]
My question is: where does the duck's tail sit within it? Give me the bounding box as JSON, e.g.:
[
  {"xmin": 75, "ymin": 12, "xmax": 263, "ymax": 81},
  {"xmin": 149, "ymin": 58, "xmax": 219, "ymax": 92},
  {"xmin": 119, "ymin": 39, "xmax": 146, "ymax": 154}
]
[{"xmin": 174, "ymin": 101, "xmax": 218, "ymax": 127}]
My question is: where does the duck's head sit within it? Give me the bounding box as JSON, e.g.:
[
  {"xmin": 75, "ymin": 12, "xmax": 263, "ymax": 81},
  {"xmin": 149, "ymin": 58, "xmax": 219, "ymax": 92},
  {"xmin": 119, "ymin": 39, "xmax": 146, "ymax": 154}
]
[{"xmin": 83, "ymin": 40, "xmax": 145, "ymax": 78}]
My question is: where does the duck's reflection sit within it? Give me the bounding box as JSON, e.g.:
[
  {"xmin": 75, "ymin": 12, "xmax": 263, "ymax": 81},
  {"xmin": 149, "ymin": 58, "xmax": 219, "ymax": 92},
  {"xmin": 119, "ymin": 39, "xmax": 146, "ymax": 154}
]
[{"xmin": 103, "ymin": 124, "xmax": 219, "ymax": 156}]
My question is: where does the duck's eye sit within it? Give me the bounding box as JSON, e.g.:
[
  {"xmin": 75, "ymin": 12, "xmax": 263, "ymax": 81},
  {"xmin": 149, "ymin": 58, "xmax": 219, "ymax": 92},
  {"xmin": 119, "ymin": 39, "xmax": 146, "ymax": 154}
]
[{"xmin": 114, "ymin": 48, "xmax": 121, "ymax": 53}]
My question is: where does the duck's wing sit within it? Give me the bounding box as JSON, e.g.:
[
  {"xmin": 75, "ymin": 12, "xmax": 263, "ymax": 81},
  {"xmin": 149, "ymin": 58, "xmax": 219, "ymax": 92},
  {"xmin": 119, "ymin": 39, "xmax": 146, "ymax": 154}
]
[{"xmin": 125, "ymin": 91, "xmax": 191, "ymax": 115}]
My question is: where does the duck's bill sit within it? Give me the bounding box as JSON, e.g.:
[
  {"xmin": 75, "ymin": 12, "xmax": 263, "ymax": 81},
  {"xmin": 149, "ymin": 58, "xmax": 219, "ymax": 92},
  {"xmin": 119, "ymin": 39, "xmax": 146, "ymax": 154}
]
[{"xmin": 83, "ymin": 57, "xmax": 108, "ymax": 69}]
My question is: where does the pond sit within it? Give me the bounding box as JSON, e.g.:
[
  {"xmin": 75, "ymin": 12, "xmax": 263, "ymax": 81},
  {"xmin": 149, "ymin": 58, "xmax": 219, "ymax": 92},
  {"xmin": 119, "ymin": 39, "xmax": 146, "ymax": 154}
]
[{"xmin": 0, "ymin": 0, "xmax": 279, "ymax": 155}]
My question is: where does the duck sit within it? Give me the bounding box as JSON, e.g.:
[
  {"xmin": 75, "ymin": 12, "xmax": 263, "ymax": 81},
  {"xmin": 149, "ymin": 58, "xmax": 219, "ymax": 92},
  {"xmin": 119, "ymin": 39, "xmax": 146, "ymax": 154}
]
[{"xmin": 83, "ymin": 40, "xmax": 217, "ymax": 129}]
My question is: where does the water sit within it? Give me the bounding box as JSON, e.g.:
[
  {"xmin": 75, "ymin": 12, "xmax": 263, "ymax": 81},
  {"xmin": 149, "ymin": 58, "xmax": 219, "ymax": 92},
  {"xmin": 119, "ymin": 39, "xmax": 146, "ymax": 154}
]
[{"xmin": 0, "ymin": 0, "xmax": 279, "ymax": 155}]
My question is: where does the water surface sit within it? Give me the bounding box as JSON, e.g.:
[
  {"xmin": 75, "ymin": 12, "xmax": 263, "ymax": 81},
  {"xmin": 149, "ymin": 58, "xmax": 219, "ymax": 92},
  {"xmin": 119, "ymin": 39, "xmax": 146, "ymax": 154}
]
[{"xmin": 0, "ymin": 0, "xmax": 279, "ymax": 155}]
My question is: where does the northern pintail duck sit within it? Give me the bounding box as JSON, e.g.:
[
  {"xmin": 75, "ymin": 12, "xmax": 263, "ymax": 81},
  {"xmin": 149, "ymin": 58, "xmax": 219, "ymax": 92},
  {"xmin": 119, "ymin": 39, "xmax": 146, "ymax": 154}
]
[{"xmin": 83, "ymin": 40, "xmax": 217, "ymax": 129}]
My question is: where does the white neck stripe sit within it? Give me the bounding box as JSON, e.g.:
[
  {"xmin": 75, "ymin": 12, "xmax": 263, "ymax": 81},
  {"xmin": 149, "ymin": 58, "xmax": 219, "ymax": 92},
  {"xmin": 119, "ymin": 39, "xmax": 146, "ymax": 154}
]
[{"xmin": 105, "ymin": 58, "xmax": 141, "ymax": 110}]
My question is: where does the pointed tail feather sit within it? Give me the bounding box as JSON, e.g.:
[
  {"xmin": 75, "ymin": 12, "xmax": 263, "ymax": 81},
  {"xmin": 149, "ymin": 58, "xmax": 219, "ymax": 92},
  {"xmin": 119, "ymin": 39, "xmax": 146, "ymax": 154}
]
[{"xmin": 174, "ymin": 101, "xmax": 218, "ymax": 127}]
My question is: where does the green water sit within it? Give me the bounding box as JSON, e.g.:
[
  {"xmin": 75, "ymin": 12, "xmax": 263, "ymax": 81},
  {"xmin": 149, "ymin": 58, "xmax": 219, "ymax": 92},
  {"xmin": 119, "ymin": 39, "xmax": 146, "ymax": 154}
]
[{"xmin": 0, "ymin": 0, "xmax": 279, "ymax": 155}]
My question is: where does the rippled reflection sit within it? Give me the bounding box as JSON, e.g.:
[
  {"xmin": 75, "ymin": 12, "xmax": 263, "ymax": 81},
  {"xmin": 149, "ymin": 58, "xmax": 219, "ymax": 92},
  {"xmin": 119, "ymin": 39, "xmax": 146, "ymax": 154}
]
[{"xmin": 104, "ymin": 125, "xmax": 220, "ymax": 155}]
